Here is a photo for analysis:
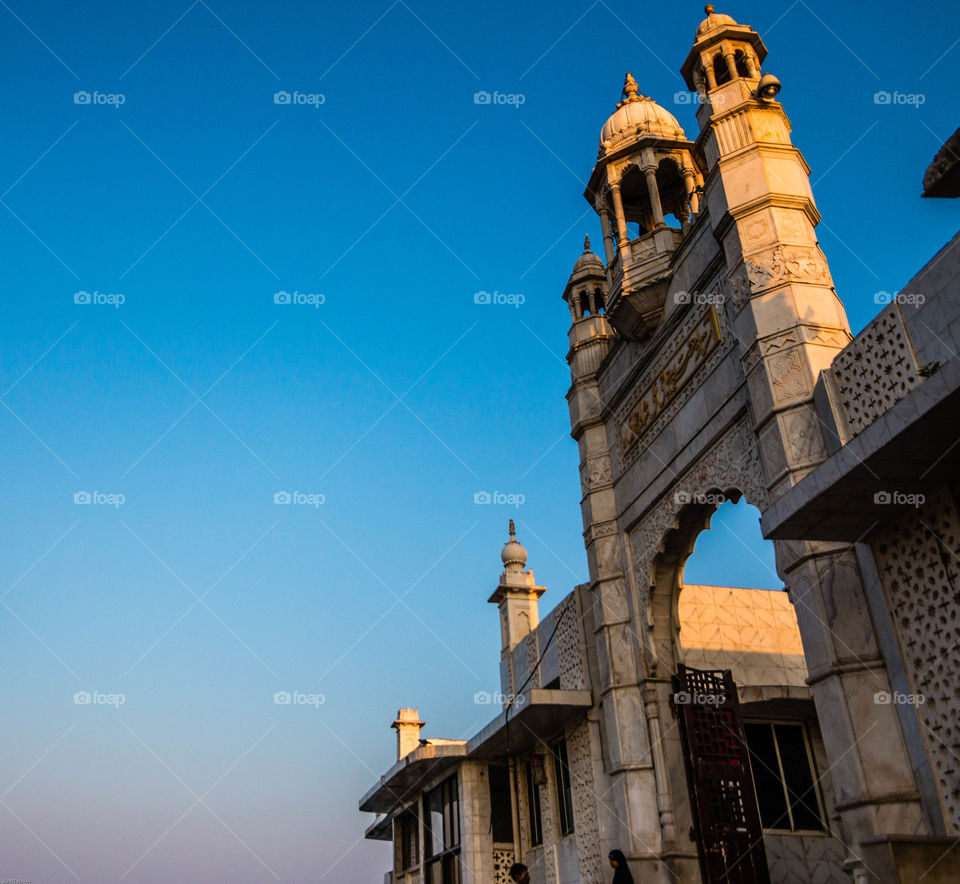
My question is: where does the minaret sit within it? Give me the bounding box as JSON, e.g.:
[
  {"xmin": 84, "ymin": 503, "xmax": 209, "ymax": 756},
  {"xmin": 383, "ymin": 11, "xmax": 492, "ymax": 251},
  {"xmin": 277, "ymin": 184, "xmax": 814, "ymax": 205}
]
[
  {"xmin": 683, "ymin": 8, "xmax": 926, "ymax": 880},
  {"xmin": 563, "ymin": 237, "xmax": 618, "ymax": 586},
  {"xmin": 488, "ymin": 521, "xmax": 546, "ymax": 698},
  {"xmin": 681, "ymin": 4, "xmax": 851, "ymax": 499}
]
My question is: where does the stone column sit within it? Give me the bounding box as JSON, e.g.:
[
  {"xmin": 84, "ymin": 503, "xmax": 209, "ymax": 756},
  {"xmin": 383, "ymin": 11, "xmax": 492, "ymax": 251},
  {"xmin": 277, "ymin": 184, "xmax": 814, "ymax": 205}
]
[
  {"xmin": 609, "ymin": 183, "xmax": 630, "ymax": 251},
  {"xmin": 682, "ymin": 168, "xmax": 698, "ymax": 216},
  {"xmin": 599, "ymin": 207, "xmax": 617, "ymax": 267},
  {"xmin": 643, "ymin": 167, "xmax": 665, "ymax": 227},
  {"xmin": 703, "ymin": 60, "xmax": 717, "ymax": 91},
  {"xmin": 724, "ymin": 50, "xmax": 738, "ymax": 81}
]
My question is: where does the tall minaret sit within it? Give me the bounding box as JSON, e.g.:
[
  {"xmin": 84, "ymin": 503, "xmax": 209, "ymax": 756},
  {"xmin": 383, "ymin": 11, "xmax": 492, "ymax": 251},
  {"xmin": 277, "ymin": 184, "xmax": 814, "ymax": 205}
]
[
  {"xmin": 488, "ymin": 521, "xmax": 546, "ymax": 699},
  {"xmin": 681, "ymin": 4, "xmax": 851, "ymax": 499},
  {"xmin": 683, "ymin": 8, "xmax": 927, "ymax": 881}
]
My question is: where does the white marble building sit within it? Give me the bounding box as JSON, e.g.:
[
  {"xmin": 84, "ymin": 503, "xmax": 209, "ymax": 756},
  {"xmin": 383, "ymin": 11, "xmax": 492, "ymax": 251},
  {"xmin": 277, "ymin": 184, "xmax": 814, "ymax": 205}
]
[{"xmin": 360, "ymin": 5, "xmax": 960, "ymax": 883}]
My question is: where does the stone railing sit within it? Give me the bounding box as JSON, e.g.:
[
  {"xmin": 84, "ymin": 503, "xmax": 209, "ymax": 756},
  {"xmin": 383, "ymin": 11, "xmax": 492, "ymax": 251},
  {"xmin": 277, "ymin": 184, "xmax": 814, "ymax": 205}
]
[{"xmin": 818, "ymin": 303, "xmax": 922, "ymax": 445}]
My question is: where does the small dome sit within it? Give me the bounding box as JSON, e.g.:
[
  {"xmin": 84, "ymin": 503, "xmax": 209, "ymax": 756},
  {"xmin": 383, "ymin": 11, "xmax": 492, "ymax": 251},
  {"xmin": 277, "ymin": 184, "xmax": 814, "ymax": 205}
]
[
  {"xmin": 501, "ymin": 520, "xmax": 527, "ymax": 570},
  {"xmin": 695, "ymin": 4, "xmax": 737, "ymax": 39},
  {"xmin": 600, "ymin": 73, "xmax": 685, "ymax": 156},
  {"xmin": 572, "ymin": 235, "xmax": 604, "ymax": 273}
]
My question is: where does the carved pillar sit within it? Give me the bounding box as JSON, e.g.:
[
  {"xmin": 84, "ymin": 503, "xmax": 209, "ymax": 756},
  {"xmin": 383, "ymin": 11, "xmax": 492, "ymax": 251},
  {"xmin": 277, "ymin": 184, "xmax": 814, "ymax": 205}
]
[
  {"xmin": 703, "ymin": 60, "xmax": 717, "ymax": 90},
  {"xmin": 643, "ymin": 682, "xmax": 677, "ymax": 847},
  {"xmin": 724, "ymin": 50, "xmax": 738, "ymax": 81},
  {"xmin": 693, "ymin": 69, "xmax": 706, "ymax": 103},
  {"xmin": 599, "ymin": 206, "xmax": 617, "ymax": 268},
  {"xmin": 610, "ymin": 183, "xmax": 630, "ymax": 251},
  {"xmin": 643, "ymin": 167, "xmax": 665, "ymax": 227}
]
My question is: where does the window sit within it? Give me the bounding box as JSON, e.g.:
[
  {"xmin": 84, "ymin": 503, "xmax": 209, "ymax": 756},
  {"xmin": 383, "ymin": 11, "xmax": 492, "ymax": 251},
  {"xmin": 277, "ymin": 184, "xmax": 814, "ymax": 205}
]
[
  {"xmin": 744, "ymin": 721, "xmax": 825, "ymax": 832},
  {"xmin": 489, "ymin": 765, "xmax": 514, "ymax": 844},
  {"xmin": 397, "ymin": 809, "xmax": 419, "ymax": 871},
  {"xmin": 525, "ymin": 759, "xmax": 543, "ymax": 847},
  {"xmin": 424, "ymin": 775, "xmax": 461, "ymax": 884},
  {"xmin": 552, "ymin": 738, "xmax": 574, "ymax": 837},
  {"xmin": 713, "ymin": 53, "xmax": 731, "ymax": 85}
]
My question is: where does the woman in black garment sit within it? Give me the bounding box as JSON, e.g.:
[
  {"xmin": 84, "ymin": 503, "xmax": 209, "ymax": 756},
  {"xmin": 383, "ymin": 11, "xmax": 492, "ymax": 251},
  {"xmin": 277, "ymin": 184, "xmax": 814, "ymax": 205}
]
[{"xmin": 608, "ymin": 849, "xmax": 635, "ymax": 884}]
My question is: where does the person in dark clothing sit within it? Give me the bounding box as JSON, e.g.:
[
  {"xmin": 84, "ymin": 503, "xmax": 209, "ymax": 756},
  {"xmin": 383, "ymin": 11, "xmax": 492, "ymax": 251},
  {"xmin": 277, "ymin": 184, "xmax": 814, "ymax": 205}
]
[
  {"xmin": 608, "ymin": 849, "xmax": 635, "ymax": 884},
  {"xmin": 509, "ymin": 862, "xmax": 530, "ymax": 884}
]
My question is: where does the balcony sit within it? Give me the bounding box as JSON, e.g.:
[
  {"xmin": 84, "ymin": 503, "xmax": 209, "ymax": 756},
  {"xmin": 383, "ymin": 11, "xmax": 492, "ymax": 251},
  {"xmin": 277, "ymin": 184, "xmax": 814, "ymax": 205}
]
[{"xmin": 606, "ymin": 226, "xmax": 685, "ymax": 339}]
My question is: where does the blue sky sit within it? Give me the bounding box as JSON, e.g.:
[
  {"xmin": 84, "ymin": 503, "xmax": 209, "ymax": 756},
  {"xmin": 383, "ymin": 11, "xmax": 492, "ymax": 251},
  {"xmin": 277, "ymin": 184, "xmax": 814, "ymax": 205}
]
[{"xmin": 0, "ymin": 0, "xmax": 957, "ymax": 881}]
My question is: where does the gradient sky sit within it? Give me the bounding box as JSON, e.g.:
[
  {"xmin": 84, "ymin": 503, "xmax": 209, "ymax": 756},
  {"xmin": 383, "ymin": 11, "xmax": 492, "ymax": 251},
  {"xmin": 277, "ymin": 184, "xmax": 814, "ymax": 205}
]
[{"xmin": 0, "ymin": 0, "xmax": 957, "ymax": 881}]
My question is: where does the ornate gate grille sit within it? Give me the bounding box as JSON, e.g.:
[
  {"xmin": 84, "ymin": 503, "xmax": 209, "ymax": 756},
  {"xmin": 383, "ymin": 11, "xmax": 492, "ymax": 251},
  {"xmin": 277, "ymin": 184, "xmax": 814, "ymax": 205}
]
[{"xmin": 672, "ymin": 665, "xmax": 770, "ymax": 884}]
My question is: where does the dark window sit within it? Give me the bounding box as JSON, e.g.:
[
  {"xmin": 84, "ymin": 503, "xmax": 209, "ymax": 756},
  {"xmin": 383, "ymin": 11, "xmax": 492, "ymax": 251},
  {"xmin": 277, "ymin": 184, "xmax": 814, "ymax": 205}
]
[
  {"xmin": 552, "ymin": 738, "xmax": 575, "ymax": 836},
  {"xmin": 713, "ymin": 53, "xmax": 731, "ymax": 86},
  {"xmin": 525, "ymin": 760, "xmax": 543, "ymax": 846},
  {"xmin": 398, "ymin": 809, "xmax": 419, "ymax": 871},
  {"xmin": 489, "ymin": 765, "xmax": 514, "ymax": 844},
  {"xmin": 424, "ymin": 775, "xmax": 461, "ymax": 884},
  {"xmin": 744, "ymin": 722, "xmax": 825, "ymax": 832},
  {"xmin": 734, "ymin": 49, "xmax": 751, "ymax": 78}
]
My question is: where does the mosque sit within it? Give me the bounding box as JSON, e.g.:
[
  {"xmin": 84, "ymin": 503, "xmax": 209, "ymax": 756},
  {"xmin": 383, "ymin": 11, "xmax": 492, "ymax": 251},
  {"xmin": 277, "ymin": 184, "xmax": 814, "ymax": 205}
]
[{"xmin": 359, "ymin": 5, "xmax": 960, "ymax": 883}]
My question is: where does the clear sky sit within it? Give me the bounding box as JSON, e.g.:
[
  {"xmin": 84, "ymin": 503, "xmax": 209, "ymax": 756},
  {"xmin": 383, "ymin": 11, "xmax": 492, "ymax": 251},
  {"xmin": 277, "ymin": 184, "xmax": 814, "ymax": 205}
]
[{"xmin": 0, "ymin": 0, "xmax": 956, "ymax": 881}]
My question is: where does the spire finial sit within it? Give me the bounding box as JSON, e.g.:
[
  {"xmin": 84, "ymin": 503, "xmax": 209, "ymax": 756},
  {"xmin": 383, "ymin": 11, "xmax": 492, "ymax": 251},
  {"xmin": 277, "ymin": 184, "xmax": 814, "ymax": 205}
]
[
  {"xmin": 705, "ymin": 4, "xmax": 715, "ymax": 14},
  {"xmin": 583, "ymin": 234, "xmax": 591, "ymax": 252},
  {"xmin": 616, "ymin": 72, "xmax": 644, "ymax": 109},
  {"xmin": 508, "ymin": 519, "xmax": 516, "ymax": 540}
]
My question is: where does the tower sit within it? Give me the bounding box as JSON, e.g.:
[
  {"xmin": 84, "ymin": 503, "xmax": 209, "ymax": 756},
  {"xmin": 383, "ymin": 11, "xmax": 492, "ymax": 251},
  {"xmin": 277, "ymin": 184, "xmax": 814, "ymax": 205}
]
[
  {"xmin": 585, "ymin": 74, "xmax": 705, "ymax": 339},
  {"xmin": 488, "ymin": 521, "xmax": 546, "ymax": 699},
  {"xmin": 682, "ymin": 4, "xmax": 851, "ymax": 500}
]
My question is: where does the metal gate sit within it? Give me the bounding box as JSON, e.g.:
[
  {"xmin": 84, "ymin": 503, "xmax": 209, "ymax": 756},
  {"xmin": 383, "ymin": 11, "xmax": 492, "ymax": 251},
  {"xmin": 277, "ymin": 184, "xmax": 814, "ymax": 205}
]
[{"xmin": 672, "ymin": 665, "xmax": 770, "ymax": 884}]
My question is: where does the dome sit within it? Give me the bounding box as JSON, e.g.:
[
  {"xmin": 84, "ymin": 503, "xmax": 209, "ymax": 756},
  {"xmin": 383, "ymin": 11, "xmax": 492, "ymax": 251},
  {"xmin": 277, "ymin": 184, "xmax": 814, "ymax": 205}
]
[
  {"xmin": 695, "ymin": 4, "xmax": 738, "ymax": 39},
  {"xmin": 600, "ymin": 73, "xmax": 686, "ymax": 156},
  {"xmin": 572, "ymin": 235, "xmax": 604, "ymax": 273},
  {"xmin": 501, "ymin": 520, "xmax": 527, "ymax": 570}
]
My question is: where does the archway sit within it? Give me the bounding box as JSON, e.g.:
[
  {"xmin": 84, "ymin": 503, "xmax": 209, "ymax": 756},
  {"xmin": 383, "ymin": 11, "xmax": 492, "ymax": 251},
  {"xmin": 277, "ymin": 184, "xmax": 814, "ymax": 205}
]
[{"xmin": 647, "ymin": 495, "xmax": 845, "ymax": 884}]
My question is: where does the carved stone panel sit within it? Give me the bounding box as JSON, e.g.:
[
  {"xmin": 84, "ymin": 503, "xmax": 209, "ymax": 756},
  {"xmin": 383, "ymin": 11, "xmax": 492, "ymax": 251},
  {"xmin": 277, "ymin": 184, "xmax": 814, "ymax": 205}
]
[
  {"xmin": 870, "ymin": 487, "xmax": 960, "ymax": 833},
  {"xmin": 616, "ymin": 304, "xmax": 726, "ymax": 471}
]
